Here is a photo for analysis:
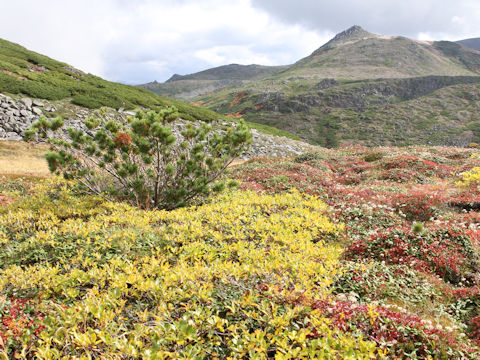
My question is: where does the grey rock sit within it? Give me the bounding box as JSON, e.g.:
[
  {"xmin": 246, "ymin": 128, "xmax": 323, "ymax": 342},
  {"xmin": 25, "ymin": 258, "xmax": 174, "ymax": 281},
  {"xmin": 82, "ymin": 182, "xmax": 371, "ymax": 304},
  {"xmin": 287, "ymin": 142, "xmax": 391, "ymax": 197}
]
[
  {"xmin": 20, "ymin": 110, "xmax": 30, "ymax": 117},
  {"xmin": 32, "ymin": 107, "xmax": 43, "ymax": 115},
  {"xmin": 32, "ymin": 99, "xmax": 44, "ymax": 107},
  {"xmin": 4, "ymin": 132, "xmax": 22, "ymax": 141},
  {"xmin": 21, "ymin": 98, "xmax": 33, "ymax": 109}
]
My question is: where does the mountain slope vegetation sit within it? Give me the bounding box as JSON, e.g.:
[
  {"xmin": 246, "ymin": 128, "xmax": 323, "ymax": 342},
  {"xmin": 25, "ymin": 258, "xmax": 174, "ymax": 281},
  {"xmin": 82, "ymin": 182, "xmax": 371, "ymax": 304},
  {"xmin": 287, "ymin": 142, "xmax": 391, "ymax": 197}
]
[
  {"xmin": 144, "ymin": 26, "xmax": 480, "ymax": 147},
  {"xmin": 2, "ymin": 145, "xmax": 480, "ymax": 358},
  {"xmin": 0, "ymin": 38, "xmax": 227, "ymax": 122}
]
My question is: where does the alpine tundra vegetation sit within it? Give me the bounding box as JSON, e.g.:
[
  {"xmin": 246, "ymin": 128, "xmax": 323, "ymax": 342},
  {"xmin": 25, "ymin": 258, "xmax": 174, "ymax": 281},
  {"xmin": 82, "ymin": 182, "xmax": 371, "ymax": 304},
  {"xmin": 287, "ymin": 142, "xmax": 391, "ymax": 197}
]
[{"xmin": 1, "ymin": 144, "xmax": 480, "ymax": 358}]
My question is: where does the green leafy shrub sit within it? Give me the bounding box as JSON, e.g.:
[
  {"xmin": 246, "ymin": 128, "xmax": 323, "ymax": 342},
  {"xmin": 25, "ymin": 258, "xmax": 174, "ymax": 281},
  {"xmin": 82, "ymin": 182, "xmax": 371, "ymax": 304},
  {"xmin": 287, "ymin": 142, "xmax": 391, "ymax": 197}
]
[
  {"xmin": 71, "ymin": 94, "xmax": 102, "ymax": 109},
  {"xmin": 0, "ymin": 73, "xmax": 69, "ymax": 100}
]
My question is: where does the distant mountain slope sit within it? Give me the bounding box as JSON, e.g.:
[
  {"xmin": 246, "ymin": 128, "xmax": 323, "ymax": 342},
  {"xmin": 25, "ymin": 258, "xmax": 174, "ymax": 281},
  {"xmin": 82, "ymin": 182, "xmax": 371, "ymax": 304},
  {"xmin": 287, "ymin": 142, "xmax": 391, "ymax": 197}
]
[
  {"xmin": 148, "ymin": 26, "xmax": 480, "ymax": 147},
  {"xmin": 166, "ymin": 64, "xmax": 287, "ymax": 82},
  {"xmin": 139, "ymin": 63, "xmax": 287, "ymax": 99},
  {"xmin": 457, "ymin": 37, "xmax": 480, "ymax": 51}
]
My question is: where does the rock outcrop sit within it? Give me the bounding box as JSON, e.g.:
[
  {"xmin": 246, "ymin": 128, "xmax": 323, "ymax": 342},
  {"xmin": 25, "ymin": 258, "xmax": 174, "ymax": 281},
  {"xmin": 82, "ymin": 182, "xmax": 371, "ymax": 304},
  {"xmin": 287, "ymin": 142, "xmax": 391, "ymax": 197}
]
[{"xmin": 0, "ymin": 94, "xmax": 56, "ymax": 140}]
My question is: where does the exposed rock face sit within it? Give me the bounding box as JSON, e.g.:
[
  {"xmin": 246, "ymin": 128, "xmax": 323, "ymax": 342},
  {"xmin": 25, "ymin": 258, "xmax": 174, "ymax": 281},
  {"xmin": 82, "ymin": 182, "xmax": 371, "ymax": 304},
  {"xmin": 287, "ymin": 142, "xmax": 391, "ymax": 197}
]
[
  {"xmin": 0, "ymin": 94, "xmax": 318, "ymax": 159},
  {"xmin": 239, "ymin": 129, "xmax": 317, "ymax": 160},
  {"xmin": 0, "ymin": 94, "xmax": 51, "ymax": 140}
]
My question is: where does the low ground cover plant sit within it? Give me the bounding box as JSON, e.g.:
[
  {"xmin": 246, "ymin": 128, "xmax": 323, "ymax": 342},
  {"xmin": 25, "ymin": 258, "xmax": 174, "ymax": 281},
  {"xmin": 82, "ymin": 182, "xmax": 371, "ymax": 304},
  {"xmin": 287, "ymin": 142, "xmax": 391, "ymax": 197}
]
[{"xmin": 2, "ymin": 145, "xmax": 480, "ymax": 358}]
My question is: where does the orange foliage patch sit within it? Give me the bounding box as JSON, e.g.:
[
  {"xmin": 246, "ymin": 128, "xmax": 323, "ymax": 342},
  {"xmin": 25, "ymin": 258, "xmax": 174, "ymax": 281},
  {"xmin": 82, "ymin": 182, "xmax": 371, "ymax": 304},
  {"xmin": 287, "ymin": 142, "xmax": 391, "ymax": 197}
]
[
  {"xmin": 229, "ymin": 91, "xmax": 248, "ymax": 108},
  {"xmin": 0, "ymin": 69, "xmax": 27, "ymax": 80},
  {"xmin": 114, "ymin": 132, "xmax": 133, "ymax": 147},
  {"xmin": 190, "ymin": 100, "xmax": 205, "ymax": 106},
  {"xmin": 226, "ymin": 112, "xmax": 243, "ymax": 119}
]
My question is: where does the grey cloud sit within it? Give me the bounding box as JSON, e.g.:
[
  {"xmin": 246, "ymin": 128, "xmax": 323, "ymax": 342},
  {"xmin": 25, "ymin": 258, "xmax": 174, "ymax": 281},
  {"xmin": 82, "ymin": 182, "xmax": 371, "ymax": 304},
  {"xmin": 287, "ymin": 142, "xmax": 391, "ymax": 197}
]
[{"xmin": 251, "ymin": 0, "xmax": 480, "ymax": 39}]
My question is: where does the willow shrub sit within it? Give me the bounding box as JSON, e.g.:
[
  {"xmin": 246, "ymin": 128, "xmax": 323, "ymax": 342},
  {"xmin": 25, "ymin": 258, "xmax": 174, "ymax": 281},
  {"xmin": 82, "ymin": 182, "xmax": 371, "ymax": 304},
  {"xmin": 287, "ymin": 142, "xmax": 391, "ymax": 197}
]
[
  {"xmin": 0, "ymin": 179, "xmax": 377, "ymax": 359},
  {"xmin": 24, "ymin": 106, "xmax": 251, "ymax": 210}
]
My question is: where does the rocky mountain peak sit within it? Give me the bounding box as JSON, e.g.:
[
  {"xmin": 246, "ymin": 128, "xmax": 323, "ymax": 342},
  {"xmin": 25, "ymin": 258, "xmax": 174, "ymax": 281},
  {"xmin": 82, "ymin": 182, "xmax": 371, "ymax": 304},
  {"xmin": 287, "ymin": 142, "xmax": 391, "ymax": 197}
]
[
  {"xmin": 321, "ymin": 25, "xmax": 375, "ymax": 49},
  {"xmin": 166, "ymin": 74, "xmax": 183, "ymax": 82}
]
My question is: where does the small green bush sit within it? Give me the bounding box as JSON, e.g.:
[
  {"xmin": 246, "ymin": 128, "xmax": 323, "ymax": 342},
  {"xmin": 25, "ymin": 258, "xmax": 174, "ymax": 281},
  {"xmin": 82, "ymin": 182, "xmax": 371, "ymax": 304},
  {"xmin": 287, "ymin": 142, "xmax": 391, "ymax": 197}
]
[{"xmin": 71, "ymin": 94, "xmax": 102, "ymax": 109}]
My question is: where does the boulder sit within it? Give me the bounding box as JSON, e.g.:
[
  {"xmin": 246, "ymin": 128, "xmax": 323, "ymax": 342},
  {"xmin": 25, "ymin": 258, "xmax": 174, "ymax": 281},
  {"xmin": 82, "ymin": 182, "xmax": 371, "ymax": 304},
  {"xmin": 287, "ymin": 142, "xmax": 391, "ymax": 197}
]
[
  {"xmin": 21, "ymin": 98, "xmax": 33, "ymax": 109},
  {"xmin": 32, "ymin": 107, "xmax": 43, "ymax": 115},
  {"xmin": 4, "ymin": 132, "xmax": 22, "ymax": 141}
]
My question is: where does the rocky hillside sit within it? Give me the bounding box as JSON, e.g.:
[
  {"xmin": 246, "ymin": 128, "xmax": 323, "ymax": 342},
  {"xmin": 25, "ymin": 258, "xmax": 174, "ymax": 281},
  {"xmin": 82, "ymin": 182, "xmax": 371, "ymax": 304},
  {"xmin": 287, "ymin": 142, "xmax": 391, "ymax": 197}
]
[
  {"xmin": 152, "ymin": 26, "xmax": 480, "ymax": 147},
  {"xmin": 283, "ymin": 26, "xmax": 480, "ymax": 80},
  {"xmin": 0, "ymin": 38, "xmax": 232, "ymax": 123},
  {"xmin": 0, "ymin": 37, "xmax": 303, "ymax": 142}
]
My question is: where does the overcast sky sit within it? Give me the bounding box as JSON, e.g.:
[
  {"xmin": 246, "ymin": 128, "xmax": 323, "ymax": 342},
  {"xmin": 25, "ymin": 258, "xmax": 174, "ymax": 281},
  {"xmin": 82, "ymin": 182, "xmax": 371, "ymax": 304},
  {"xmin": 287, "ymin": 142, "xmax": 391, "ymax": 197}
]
[{"xmin": 1, "ymin": 0, "xmax": 479, "ymax": 84}]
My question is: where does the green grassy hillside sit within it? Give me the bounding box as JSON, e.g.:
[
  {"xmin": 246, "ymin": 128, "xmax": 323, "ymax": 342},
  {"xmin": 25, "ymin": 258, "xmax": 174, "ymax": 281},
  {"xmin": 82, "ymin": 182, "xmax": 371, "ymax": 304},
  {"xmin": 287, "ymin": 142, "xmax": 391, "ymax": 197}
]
[
  {"xmin": 0, "ymin": 38, "xmax": 226, "ymax": 122},
  {"xmin": 0, "ymin": 38, "xmax": 300, "ymax": 139},
  {"xmin": 165, "ymin": 64, "xmax": 287, "ymax": 82},
  {"xmin": 194, "ymin": 76, "xmax": 480, "ymax": 146}
]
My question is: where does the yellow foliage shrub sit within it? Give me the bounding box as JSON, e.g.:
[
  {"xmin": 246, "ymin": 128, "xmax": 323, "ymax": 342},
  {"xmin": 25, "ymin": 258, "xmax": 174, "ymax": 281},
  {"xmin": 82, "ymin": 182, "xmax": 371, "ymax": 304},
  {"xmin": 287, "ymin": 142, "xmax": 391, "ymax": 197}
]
[
  {"xmin": 456, "ymin": 166, "xmax": 480, "ymax": 188},
  {"xmin": 0, "ymin": 179, "xmax": 379, "ymax": 359}
]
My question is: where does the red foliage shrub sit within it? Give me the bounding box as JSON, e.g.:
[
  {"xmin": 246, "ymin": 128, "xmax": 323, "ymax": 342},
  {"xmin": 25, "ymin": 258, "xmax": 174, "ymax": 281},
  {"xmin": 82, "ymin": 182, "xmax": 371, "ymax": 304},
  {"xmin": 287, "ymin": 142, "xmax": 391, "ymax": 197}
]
[
  {"xmin": 381, "ymin": 155, "xmax": 453, "ymax": 178},
  {"xmin": 388, "ymin": 191, "xmax": 445, "ymax": 221},
  {"xmin": 0, "ymin": 297, "xmax": 45, "ymax": 352},
  {"xmin": 345, "ymin": 227, "xmax": 477, "ymax": 284}
]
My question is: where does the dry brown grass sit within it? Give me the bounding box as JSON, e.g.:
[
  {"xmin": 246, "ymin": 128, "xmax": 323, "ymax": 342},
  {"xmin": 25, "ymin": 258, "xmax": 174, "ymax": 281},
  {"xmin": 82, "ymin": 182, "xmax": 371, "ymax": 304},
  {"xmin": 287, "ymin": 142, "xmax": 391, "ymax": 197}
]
[{"xmin": 0, "ymin": 140, "xmax": 50, "ymax": 177}]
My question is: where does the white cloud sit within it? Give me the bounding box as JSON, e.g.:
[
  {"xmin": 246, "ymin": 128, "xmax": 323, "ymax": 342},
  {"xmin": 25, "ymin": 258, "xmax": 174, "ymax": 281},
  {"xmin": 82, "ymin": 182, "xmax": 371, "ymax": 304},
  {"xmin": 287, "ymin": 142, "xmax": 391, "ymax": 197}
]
[
  {"xmin": 0, "ymin": 0, "xmax": 329, "ymax": 83},
  {"xmin": 0, "ymin": 0, "xmax": 479, "ymax": 85}
]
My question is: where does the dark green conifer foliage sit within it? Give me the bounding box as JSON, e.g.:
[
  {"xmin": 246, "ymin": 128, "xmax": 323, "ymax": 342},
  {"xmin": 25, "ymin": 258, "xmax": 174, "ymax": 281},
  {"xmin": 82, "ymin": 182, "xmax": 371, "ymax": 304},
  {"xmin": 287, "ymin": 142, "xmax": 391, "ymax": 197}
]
[{"xmin": 25, "ymin": 107, "xmax": 251, "ymax": 210}]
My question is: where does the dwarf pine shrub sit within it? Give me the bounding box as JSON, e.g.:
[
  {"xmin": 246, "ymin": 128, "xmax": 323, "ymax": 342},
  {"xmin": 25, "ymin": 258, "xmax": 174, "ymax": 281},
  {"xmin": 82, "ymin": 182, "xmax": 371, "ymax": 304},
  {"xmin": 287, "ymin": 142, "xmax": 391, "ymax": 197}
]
[{"xmin": 24, "ymin": 106, "xmax": 251, "ymax": 210}]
